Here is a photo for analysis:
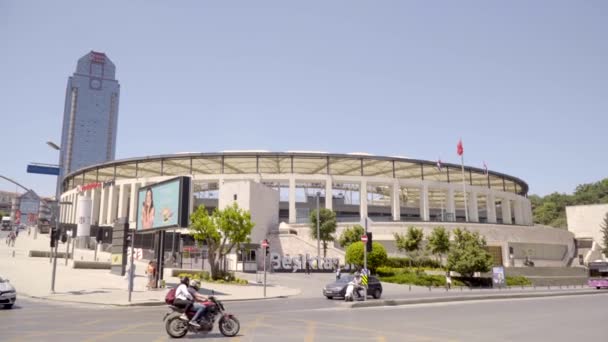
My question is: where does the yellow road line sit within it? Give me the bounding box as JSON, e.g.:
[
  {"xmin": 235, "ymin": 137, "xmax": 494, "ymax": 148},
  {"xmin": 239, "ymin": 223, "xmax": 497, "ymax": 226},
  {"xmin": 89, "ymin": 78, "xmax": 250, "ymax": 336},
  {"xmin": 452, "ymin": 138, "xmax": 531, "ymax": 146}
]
[
  {"xmin": 231, "ymin": 314, "xmax": 265, "ymax": 342},
  {"xmin": 304, "ymin": 320, "xmax": 317, "ymax": 342},
  {"xmin": 81, "ymin": 322, "xmax": 157, "ymax": 342}
]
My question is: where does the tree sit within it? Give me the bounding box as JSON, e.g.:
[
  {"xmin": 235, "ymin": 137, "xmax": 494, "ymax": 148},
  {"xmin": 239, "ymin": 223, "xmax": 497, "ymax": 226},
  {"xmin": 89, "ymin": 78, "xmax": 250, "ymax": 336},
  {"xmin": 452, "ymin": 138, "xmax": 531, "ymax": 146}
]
[
  {"xmin": 531, "ymin": 177, "xmax": 608, "ymax": 229},
  {"xmin": 309, "ymin": 208, "xmax": 337, "ymax": 257},
  {"xmin": 338, "ymin": 224, "xmax": 365, "ymax": 248},
  {"xmin": 189, "ymin": 203, "xmax": 255, "ymax": 279},
  {"xmin": 394, "ymin": 226, "xmax": 424, "ymax": 266},
  {"xmin": 427, "ymin": 226, "xmax": 450, "ymax": 265},
  {"xmin": 446, "ymin": 228, "xmax": 493, "ymax": 277},
  {"xmin": 345, "ymin": 241, "xmax": 388, "ymax": 273},
  {"xmin": 601, "ymin": 212, "xmax": 608, "ymax": 257}
]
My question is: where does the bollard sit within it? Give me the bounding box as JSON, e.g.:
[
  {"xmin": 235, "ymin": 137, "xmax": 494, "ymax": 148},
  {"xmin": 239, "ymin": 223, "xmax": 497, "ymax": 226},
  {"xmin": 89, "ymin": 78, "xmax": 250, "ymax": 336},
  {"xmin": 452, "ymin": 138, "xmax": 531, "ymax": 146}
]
[
  {"xmin": 12, "ymin": 250, "xmax": 15, "ymax": 258},
  {"xmin": 409, "ymin": 285, "xmax": 411, "ymax": 292},
  {"xmin": 428, "ymin": 286, "xmax": 431, "ymax": 292}
]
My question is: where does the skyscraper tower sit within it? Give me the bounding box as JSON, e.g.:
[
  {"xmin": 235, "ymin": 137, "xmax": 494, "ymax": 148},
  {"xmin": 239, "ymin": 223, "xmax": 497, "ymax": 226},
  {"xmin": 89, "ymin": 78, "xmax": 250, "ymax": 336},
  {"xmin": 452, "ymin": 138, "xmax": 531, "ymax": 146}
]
[{"xmin": 58, "ymin": 51, "xmax": 120, "ymax": 181}]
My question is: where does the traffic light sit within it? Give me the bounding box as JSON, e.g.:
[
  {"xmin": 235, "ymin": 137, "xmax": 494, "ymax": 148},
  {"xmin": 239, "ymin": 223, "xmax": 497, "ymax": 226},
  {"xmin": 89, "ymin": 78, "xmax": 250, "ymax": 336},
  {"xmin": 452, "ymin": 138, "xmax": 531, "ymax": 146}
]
[{"xmin": 366, "ymin": 232, "xmax": 373, "ymax": 252}]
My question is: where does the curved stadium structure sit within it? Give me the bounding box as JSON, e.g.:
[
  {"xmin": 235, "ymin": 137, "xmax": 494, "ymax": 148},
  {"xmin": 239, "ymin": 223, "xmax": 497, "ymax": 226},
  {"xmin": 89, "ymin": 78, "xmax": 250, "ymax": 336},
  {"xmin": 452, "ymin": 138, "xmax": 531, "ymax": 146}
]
[{"xmin": 59, "ymin": 151, "xmax": 575, "ymax": 268}]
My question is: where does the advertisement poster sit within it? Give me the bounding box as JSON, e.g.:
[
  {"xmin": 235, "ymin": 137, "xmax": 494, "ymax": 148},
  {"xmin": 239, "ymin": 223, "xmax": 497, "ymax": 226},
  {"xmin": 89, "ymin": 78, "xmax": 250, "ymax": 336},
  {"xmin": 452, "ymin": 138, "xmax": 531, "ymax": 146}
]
[
  {"xmin": 136, "ymin": 179, "xmax": 181, "ymax": 231},
  {"xmin": 492, "ymin": 266, "xmax": 506, "ymax": 287}
]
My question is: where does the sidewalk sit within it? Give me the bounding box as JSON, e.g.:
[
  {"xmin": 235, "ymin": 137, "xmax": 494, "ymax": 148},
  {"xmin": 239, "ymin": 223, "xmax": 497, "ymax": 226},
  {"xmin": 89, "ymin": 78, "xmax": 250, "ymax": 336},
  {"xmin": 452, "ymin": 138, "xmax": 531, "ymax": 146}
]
[{"xmin": 0, "ymin": 233, "xmax": 299, "ymax": 306}]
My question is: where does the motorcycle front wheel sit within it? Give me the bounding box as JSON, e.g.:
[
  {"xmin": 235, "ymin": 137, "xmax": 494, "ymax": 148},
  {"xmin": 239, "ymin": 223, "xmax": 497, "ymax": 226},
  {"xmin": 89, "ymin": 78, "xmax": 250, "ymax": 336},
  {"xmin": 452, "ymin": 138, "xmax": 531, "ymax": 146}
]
[
  {"xmin": 219, "ymin": 316, "xmax": 240, "ymax": 337},
  {"xmin": 165, "ymin": 314, "xmax": 188, "ymax": 338}
]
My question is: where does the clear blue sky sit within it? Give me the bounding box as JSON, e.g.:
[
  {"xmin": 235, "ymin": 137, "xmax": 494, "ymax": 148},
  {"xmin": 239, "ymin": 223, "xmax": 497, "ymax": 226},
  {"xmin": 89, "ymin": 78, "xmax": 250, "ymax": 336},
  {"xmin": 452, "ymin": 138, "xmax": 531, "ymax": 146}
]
[{"xmin": 1, "ymin": 1, "xmax": 606, "ymax": 197}]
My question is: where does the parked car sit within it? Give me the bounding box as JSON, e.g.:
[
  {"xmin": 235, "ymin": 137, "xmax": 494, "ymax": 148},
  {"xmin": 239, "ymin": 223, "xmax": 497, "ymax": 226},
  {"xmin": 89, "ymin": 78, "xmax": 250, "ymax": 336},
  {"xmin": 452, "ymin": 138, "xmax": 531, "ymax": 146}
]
[
  {"xmin": 0, "ymin": 277, "xmax": 16, "ymax": 309},
  {"xmin": 323, "ymin": 274, "xmax": 383, "ymax": 300}
]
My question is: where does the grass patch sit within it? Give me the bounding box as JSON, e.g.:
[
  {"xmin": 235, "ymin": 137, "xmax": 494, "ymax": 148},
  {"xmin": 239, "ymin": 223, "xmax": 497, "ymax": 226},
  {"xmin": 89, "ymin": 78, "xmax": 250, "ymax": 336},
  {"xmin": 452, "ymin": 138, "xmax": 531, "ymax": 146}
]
[{"xmin": 506, "ymin": 276, "xmax": 532, "ymax": 286}]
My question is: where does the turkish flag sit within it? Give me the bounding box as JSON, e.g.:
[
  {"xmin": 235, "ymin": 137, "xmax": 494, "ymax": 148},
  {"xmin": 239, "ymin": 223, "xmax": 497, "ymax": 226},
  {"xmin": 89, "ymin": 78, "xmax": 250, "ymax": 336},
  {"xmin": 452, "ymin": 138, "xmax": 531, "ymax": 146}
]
[{"xmin": 457, "ymin": 139, "xmax": 464, "ymax": 156}]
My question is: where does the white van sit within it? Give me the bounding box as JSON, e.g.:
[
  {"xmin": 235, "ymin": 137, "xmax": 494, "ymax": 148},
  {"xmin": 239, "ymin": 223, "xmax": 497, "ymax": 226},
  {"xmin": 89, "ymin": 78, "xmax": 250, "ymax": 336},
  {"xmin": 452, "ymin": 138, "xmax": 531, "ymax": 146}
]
[{"xmin": 1, "ymin": 217, "xmax": 11, "ymax": 231}]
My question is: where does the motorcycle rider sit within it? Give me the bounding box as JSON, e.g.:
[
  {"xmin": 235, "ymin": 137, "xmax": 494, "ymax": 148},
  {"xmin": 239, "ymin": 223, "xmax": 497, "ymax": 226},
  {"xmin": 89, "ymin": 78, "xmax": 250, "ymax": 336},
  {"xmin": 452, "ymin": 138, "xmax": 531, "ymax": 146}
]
[
  {"xmin": 187, "ymin": 279, "xmax": 209, "ymax": 327},
  {"xmin": 174, "ymin": 276, "xmax": 200, "ymax": 328}
]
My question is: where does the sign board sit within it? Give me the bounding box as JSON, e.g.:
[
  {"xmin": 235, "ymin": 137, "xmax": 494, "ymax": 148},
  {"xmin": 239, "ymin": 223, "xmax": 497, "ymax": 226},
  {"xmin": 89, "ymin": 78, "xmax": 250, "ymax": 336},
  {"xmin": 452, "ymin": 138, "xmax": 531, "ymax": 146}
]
[
  {"xmin": 261, "ymin": 239, "xmax": 269, "ymax": 248},
  {"xmin": 269, "ymin": 253, "xmax": 355, "ymax": 273},
  {"xmin": 136, "ymin": 177, "xmax": 191, "ymax": 232},
  {"xmin": 361, "ymin": 235, "xmax": 368, "ymax": 243},
  {"xmin": 27, "ymin": 164, "xmax": 60, "ymax": 176},
  {"xmin": 19, "ymin": 191, "xmax": 40, "ymax": 215},
  {"xmin": 15, "ymin": 210, "xmax": 21, "ymax": 225},
  {"xmin": 492, "ymin": 266, "xmax": 506, "ymax": 287}
]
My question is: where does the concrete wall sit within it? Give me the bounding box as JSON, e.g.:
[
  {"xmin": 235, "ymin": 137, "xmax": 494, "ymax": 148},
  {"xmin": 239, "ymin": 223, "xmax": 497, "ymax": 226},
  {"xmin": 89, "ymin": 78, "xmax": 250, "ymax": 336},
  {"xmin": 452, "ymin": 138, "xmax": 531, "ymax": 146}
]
[
  {"xmin": 218, "ymin": 180, "xmax": 279, "ymax": 245},
  {"xmin": 566, "ymin": 204, "xmax": 608, "ymax": 248},
  {"xmin": 283, "ymin": 221, "xmax": 575, "ymax": 267}
]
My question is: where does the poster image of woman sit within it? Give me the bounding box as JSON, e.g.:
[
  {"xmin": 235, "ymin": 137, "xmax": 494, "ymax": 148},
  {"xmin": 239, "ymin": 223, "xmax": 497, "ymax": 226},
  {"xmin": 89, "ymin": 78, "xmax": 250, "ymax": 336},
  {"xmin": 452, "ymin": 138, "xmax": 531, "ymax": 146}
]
[{"xmin": 141, "ymin": 189, "xmax": 155, "ymax": 229}]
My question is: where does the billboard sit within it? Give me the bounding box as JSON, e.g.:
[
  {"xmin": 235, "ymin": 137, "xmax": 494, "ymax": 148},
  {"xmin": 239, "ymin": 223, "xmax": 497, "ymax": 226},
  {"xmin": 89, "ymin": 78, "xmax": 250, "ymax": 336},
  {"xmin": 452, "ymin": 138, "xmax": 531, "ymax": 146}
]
[
  {"xmin": 136, "ymin": 177, "xmax": 190, "ymax": 231},
  {"xmin": 492, "ymin": 266, "xmax": 506, "ymax": 287}
]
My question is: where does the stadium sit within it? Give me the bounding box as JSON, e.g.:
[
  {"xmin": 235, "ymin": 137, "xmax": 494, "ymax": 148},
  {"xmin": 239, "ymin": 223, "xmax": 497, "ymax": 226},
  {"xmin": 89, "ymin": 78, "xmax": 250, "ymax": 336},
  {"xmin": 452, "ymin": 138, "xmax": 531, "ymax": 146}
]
[{"xmin": 58, "ymin": 151, "xmax": 575, "ymax": 269}]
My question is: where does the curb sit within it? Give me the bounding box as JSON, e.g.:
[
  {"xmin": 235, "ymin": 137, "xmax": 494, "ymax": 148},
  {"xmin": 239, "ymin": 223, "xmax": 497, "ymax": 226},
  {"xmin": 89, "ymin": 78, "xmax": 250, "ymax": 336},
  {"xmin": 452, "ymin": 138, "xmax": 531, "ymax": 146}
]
[
  {"xmin": 346, "ymin": 290, "xmax": 605, "ymax": 308},
  {"xmin": 20, "ymin": 292, "xmax": 295, "ymax": 307}
]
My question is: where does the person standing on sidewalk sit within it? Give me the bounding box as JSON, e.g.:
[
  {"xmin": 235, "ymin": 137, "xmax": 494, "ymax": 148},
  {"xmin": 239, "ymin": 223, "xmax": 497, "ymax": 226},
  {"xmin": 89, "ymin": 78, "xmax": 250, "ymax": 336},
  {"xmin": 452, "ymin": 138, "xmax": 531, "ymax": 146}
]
[
  {"xmin": 146, "ymin": 261, "xmax": 157, "ymax": 289},
  {"xmin": 445, "ymin": 271, "xmax": 452, "ymax": 290}
]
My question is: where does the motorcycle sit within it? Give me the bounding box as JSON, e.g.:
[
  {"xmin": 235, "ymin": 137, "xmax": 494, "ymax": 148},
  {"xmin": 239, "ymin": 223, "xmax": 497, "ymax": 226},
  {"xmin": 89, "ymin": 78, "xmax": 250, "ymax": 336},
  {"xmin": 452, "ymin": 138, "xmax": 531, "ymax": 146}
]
[
  {"xmin": 344, "ymin": 281, "xmax": 365, "ymax": 302},
  {"xmin": 164, "ymin": 296, "xmax": 240, "ymax": 338}
]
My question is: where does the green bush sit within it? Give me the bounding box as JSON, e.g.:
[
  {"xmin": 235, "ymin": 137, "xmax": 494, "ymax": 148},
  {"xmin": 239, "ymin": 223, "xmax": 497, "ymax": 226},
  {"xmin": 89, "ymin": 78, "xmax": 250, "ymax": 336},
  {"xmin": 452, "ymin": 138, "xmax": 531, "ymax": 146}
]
[
  {"xmin": 345, "ymin": 241, "xmax": 388, "ymax": 273},
  {"xmin": 506, "ymin": 276, "xmax": 532, "ymax": 286},
  {"xmin": 178, "ymin": 271, "xmax": 210, "ymax": 281},
  {"xmin": 384, "ymin": 257, "xmax": 442, "ymax": 269},
  {"xmin": 177, "ymin": 272, "xmax": 247, "ymax": 286},
  {"xmin": 378, "ymin": 268, "xmax": 464, "ymax": 287},
  {"xmin": 376, "ymin": 266, "xmax": 396, "ymax": 277}
]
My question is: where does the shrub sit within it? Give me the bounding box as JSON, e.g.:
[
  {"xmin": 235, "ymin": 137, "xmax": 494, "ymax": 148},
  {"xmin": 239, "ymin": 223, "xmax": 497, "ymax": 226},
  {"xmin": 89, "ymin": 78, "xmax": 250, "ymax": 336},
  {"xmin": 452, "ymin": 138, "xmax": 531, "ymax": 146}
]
[
  {"xmin": 378, "ymin": 268, "xmax": 465, "ymax": 287},
  {"xmin": 385, "ymin": 257, "xmax": 442, "ymax": 269},
  {"xmin": 177, "ymin": 272, "xmax": 247, "ymax": 286},
  {"xmin": 345, "ymin": 241, "xmax": 388, "ymax": 273},
  {"xmin": 506, "ymin": 276, "xmax": 532, "ymax": 286},
  {"xmin": 376, "ymin": 266, "xmax": 396, "ymax": 277}
]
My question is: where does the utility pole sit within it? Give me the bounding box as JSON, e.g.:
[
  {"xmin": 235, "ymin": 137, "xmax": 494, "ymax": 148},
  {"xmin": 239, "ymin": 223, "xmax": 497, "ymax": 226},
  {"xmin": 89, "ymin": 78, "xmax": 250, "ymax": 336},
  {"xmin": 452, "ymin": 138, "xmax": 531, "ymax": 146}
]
[{"xmin": 316, "ymin": 192, "xmax": 320, "ymax": 260}]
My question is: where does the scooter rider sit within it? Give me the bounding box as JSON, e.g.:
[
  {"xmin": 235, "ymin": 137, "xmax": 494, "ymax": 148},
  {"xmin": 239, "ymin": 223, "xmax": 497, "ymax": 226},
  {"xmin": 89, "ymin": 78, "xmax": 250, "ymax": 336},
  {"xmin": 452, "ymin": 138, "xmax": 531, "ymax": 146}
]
[{"xmin": 187, "ymin": 279, "xmax": 209, "ymax": 327}]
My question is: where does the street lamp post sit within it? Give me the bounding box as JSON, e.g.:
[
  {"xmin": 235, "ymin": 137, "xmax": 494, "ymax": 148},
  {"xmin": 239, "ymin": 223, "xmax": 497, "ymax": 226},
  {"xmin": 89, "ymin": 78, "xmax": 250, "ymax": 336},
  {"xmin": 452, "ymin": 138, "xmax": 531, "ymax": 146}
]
[
  {"xmin": 316, "ymin": 192, "xmax": 320, "ymax": 260},
  {"xmin": 47, "ymin": 141, "xmax": 63, "ymax": 293}
]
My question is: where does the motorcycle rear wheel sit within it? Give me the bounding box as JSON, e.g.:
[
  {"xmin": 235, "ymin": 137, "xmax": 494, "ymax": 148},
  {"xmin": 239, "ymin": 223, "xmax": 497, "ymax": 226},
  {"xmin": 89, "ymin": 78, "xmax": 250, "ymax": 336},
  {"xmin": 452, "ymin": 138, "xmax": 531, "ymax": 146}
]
[
  {"xmin": 219, "ymin": 316, "xmax": 240, "ymax": 337},
  {"xmin": 165, "ymin": 314, "xmax": 188, "ymax": 338}
]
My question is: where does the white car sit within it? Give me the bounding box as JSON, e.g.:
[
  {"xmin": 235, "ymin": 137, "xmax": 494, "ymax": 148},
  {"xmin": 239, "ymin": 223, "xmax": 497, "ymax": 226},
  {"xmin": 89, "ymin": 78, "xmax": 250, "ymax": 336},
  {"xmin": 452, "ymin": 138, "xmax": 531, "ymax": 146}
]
[{"xmin": 0, "ymin": 277, "xmax": 16, "ymax": 309}]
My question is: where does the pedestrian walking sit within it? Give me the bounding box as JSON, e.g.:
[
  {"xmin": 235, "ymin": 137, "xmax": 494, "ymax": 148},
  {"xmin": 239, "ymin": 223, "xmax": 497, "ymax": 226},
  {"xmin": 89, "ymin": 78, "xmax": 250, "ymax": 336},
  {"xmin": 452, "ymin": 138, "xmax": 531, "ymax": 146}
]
[
  {"xmin": 335, "ymin": 266, "xmax": 341, "ymax": 280},
  {"xmin": 146, "ymin": 260, "xmax": 157, "ymax": 289},
  {"xmin": 305, "ymin": 259, "xmax": 311, "ymax": 275},
  {"xmin": 446, "ymin": 271, "xmax": 452, "ymax": 290}
]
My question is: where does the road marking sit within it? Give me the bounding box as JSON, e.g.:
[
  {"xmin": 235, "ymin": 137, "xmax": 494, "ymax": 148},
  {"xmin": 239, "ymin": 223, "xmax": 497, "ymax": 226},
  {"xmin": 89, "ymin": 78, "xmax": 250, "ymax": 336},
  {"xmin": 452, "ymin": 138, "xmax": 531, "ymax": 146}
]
[
  {"xmin": 81, "ymin": 322, "xmax": 157, "ymax": 342},
  {"xmin": 304, "ymin": 320, "xmax": 316, "ymax": 342},
  {"xmin": 231, "ymin": 314, "xmax": 265, "ymax": 342}
]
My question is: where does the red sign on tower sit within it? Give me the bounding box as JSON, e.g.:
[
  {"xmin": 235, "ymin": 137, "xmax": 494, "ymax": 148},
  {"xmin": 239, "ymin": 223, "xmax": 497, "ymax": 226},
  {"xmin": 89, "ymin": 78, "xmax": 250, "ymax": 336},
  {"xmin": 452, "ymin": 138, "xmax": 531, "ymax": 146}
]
[
  {"xmin": 261, "ymin": 239, "xmax": 269, "ymax": 248},
  {"xmin": 361, "ymin": 235, "xmax": 368, "ymax": 243}
]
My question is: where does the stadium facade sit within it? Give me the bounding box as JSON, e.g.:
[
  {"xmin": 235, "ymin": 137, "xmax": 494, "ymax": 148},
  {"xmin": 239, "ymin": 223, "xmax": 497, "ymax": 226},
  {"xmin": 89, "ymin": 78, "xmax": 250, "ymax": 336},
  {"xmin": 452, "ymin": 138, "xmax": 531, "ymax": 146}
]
[{"xmin": 58, "ymin": 151, "xmax": 576, "ymax": 268}]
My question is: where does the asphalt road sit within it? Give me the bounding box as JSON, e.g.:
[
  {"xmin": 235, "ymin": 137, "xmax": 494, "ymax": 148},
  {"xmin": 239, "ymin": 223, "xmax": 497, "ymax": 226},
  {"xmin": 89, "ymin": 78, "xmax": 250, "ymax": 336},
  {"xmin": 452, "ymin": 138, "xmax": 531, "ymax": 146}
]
[{"xmin": 1, "ymin": 291, "xmax": 608, "ymax": 341}]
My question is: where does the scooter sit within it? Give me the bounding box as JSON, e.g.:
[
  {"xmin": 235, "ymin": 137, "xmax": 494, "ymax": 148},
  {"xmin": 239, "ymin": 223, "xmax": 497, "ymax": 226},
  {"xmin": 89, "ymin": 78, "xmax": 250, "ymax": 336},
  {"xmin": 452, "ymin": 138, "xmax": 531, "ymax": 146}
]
[{"xmin": 344, "ymin": 281, "xmax": 365, "ymax": 302}]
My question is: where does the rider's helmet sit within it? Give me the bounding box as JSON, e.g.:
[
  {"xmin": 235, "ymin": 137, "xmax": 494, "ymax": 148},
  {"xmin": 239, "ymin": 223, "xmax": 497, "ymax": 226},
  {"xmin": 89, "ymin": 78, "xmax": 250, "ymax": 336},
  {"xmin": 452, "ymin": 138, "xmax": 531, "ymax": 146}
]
[{"xmin": 190, "ymin": 279, "xmax": 201, "ymax": 290}]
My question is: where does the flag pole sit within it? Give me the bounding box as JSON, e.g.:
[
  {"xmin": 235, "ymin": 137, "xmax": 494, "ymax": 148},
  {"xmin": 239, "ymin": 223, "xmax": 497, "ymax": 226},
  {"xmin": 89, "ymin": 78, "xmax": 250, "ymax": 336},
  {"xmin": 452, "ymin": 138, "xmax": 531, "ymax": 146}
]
[{"xmin": 460, "ymin": 154, "xmax": 469, "ymax": 222}]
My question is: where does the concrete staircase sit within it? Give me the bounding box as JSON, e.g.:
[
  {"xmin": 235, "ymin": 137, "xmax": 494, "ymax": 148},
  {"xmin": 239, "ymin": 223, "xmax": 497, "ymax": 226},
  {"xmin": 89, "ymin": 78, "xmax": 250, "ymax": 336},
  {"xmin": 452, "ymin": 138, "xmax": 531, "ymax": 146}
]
[{"xmin": 505, "ymin": 267, "xmax": 588, "ymax": 286}]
